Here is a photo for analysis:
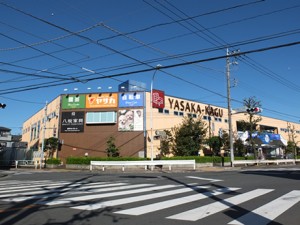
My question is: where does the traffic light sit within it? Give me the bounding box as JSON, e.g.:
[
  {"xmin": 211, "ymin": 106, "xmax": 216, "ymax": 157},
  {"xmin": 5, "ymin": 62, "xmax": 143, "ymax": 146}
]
[
  {"xmin": 246, "ymin": 107, "xmax": 262, "ymax": 114},
  {"xmin": 0, "ymin": 103, "xmax": 6, "ymax": 109}
]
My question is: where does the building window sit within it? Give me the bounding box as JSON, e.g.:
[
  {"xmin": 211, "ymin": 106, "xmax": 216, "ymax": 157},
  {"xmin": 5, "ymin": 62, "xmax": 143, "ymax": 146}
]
[
  {"xmin": 86, "ymin": 111, "xmax": 117, "ymax": 124},
  {"xmin": 158, "ymin": 108, "xmax": 169, "ymax": 114},
  {"xmin": 215, "ymin": 118, "xmax": 222, "ymax": 122},
  {"xmin": 188, "ymin": 113, "xmax": 197, "ymax": 118},
  {"xmin": 174, "ymin": 111, "xmax": 184, "ymax": 116}
]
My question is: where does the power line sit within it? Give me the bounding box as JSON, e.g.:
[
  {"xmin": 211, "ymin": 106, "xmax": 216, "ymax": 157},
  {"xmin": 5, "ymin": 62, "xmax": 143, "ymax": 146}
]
[{"xmin": 1, "ymin": 40, "xmax": 299, "ymax": 94}]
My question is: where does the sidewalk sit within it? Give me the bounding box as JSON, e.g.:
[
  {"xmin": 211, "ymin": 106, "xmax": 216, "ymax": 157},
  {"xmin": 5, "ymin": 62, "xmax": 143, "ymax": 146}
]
[
  {"xmin": 1, "ymin": 164, "xmax": 299, "ymax": 176},
  {"xmin": 0, "ymin": 165, "xmax": 240, "ymax": 175}
]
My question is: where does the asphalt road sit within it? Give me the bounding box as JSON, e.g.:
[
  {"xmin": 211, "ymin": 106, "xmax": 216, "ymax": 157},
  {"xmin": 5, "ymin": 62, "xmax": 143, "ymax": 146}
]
[{"xmin": 0, "ymin": 167, "xmax": 299, "ymax": 225}]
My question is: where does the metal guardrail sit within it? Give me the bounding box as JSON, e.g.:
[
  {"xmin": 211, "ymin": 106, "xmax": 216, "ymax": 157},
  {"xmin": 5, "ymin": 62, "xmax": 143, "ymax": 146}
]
[
  {"xmin": 90, "ymin": 160, "xmax": 196, "ymax": 171},
  {"xmin": 14, "ymin": 160, "xmax": 43, "ymax": 169},
  {"xmin": 233, "ymin": 159, "xmax": 297, "ymax": 166}
]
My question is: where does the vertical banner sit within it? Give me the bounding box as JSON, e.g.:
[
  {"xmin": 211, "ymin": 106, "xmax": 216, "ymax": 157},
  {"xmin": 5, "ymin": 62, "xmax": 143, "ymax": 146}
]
[
  {"xmin": 152, "ymin": 89, "xmax": 165, "ymax": 109},
  {"xmin": 118, "ymin": 109, "xmax": 143, "ymax": 131}
]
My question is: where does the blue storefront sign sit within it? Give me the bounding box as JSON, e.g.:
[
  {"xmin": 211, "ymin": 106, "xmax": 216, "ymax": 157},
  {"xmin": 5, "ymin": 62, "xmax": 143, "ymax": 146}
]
[
  {"xmin": 118, "ymin": 92, "xmax": 144, "ymax": 107},
  {"xmin": 253, "ymin": 132, "xmax": 285, "ymax": 145}
]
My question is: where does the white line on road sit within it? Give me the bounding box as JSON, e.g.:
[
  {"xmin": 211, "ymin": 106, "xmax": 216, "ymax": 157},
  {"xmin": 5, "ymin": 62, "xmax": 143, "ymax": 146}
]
[
  {"xmin": 72, "ymin": 185, "xmax": 211, "ymax": 211},
  {"xmin": 41, "ymin": 184, "xmax": 175, "ymax": 206},
  {"xmin": 186, "ymin": 176, "xmax": 223, "ymax": 182},
  {"xmin": 116, "ymin": 187, "xmax": 240, "ymax": 216},
  {"xmin": 228, "ymin": 190, "xmax": 300, "ymax": 225},
  {"xmin": 3, "ymin": 183, "xmax": 149, "ymax": 203},
  {"xmin": 167, "ymin": 189, "xmax": 273, "ymax": 221}
]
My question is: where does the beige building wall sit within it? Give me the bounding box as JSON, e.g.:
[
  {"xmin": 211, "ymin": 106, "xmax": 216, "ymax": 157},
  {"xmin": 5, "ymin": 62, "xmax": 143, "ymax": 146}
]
[
  {"xmin": 22, "ymin": 96, "xmax": 61, "ymax": 152},
  {"xmin": 145, "ymin": 92, "xmax": 300, "ymax": 158},
  {"xmin": 145, "ymin": 93, "xmax": 230, "ymax": 158},
  {"xmin": 21, "ymin": 92, "xmax": 300, "ymax": 160}
]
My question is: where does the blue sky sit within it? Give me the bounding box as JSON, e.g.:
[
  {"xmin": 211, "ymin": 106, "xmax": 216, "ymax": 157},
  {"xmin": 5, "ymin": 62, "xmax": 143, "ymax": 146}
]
[{"xmin": 1, "ymin": 0, "xmax": 300, "ymax": 135}]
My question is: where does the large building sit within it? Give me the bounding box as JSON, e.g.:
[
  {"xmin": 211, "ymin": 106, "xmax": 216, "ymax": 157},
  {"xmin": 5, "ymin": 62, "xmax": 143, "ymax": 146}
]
[{"xmin": 22, "ymin": 81, "xmax": 300, "ymax": 162}]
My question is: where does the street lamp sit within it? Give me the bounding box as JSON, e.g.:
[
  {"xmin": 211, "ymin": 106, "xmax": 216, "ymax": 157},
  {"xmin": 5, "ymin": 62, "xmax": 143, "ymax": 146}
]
[{"xmin": 150, "ymin": 64, "xmax": 162, "ymax": 161}]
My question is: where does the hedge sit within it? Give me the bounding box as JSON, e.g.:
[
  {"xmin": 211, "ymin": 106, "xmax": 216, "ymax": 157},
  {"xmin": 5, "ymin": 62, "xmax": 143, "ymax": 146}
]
[
  {"xmin": 66, "ymin": 156, "xmax": 147, "ymax": 165},
  {"xmin": 46, "ymin": 158, "xmax": 61, "ymax": 165}
]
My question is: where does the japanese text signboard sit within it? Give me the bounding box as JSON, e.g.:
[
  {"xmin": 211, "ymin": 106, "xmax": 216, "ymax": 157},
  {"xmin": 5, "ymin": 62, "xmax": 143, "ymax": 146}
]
[
  {"xmin": 62, "ymin": 94, "xmax": 85, "ymax": 109},
  {"xmin": 118, "ymin": 92, "xmax": 144, "ymax": 107},
  {"xmin": 86, "ymin": 93, "xmax": 118, "ymax": 108},
  {"xmin": 61, "ymin": 111, "xmax": 84, "ymax": 133}
]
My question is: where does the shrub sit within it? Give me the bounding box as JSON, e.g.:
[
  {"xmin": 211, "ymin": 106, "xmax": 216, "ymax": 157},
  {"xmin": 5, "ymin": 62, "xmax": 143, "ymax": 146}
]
[
  {"xmin": 46, "ymin": 158, "xmax": 61, "ymax": 165},
  {"xmin": 66, "ymin": 157, "xmax": 146, "ymax": 165}
]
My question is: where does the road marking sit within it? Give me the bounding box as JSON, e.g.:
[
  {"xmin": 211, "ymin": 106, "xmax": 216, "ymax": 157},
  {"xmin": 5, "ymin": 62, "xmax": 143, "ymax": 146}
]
[
  {"xmin": 0, "ymin": 182, "xmax": 127, "ymax": 199},
  {"xmin": 116, "ymin": 187, "xmax": 240, "ymax": 215},
  {"xmin": 167, "ymin": 189, "xmax": 273, "ymax": 221},
  {"xmin": 228, "ymin": 190, "xmax": 300, "ymax": 225},
  {"xmin": 2, "ymin": 183, "xmax": 147, "ymax": 202},
  {"xmin": 186, "ymin": 176, "xmax": 223, "ymax": 182},
  {"xmin": 0, "ymin": 180, "xmax": 58, "ymax": 189},
  {"xmin": 0, "ymin": 182, "xmax": 73, "ymax": 192},
  {"xmin": 41, "ymin": 184, "xmax": 176, "ymax": 206},
  {"xmin": 72, "ymin": 185, "xmax": 211, "ymax": 210}
]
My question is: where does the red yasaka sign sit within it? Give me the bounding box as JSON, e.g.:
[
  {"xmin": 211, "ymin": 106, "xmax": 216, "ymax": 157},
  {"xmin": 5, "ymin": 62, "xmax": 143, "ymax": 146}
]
[{"xmin": 152, "ymin": 89, "xmax": 165, "ymax": 109}]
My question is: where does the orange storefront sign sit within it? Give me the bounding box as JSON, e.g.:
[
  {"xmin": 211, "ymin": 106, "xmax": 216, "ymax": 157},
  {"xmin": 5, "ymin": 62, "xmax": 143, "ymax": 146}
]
[{"xmin": 86, "ymin": 93, "xmax": 118, "ymax": 108}]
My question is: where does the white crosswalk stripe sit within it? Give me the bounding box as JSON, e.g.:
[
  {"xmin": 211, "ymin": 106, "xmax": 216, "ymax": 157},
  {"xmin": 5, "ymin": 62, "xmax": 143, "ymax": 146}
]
[
  {"xmin": 166, "ymin": 189, "xmax": 274, "ymax": 221},
  {"xmin": 2, "ymin": 183, "xmax": 153, "ymax": 202},
  {"xmin": 72, "ymin": 185, "xmax": 212, "ymax": 211},
  {"xmin": 41, "ymin": 184, "xmax": 181, "ymax": 206},
  {"xmin": 115, "ymin": 187, "xmax": 240, "ymax": 215},
  {"xmin": 228, "ymin": 190, "xmax": 300, "ymax": 225},
  {"xmin": 0, "ymin": 180, "xmax": 299, "ymax": 224}
]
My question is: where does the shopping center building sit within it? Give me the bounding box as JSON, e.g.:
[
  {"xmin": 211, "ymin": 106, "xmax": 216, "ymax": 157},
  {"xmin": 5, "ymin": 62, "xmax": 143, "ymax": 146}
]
[{"xmin": 22, "ymin": 80, "xmax": 300, "ymax": 162}]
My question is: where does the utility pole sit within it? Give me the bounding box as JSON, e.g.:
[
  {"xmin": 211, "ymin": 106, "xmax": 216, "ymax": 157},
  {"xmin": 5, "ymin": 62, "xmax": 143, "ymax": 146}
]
[
  {"xmin": 226, "ymin": 48, "xmax": 235, "ymax": 167},
  {"xmin": 41, "ymin": 101, "xmax": 48, "ymax": 152},
  {"xmin": 40, "ymin": 101, "xmax": 48, "ymax": 169},
  {"xmin": 150, "ymin": 64, "xmax": 162, "ymax": 162}
]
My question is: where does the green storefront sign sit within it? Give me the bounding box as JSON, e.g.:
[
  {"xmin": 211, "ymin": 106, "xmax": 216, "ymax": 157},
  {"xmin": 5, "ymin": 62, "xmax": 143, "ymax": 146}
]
[{"xmin": 62, "ymin": 94, "xmax": 85, "ymax": 109}]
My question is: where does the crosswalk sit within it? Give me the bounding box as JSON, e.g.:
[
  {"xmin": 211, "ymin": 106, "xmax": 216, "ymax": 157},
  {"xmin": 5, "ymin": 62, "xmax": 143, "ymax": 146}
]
[{"xmin": 0, "ymin": 179, "xmax": 299, "ymax": 224}]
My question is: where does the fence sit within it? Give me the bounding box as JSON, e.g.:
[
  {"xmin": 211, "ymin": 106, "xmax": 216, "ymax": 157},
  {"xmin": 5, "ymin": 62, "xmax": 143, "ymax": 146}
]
[{"xmin": 90, "ymin": 160, "xmax": 196, "ymax": 171}]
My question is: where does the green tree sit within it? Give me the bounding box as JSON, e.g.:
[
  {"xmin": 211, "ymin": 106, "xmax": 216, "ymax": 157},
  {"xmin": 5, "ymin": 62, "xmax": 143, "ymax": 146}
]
[
  {"xmin": 286, "ymin": 123, "xmax": 298, "ymax": 159},
  {"xmin": 286, "ymin": 141, "xmax": 295, "ymax": 156},
  {"xmin": 221, "ymin": 130, "xmax": 230, "ymax": 154},
  {"xmin": 234, "ymin": 139, "xmax": 246, "ymax": 157},
  {"xmin": 43, "ymin": 137, "xmax": 59, "ymax": 159},
  {"xmin": 206, "ymin": 136, "xmax": 222, "ymax": 156},
  {"xmin": 106, "ymin": 136, "xmax": 120, "ymax": 157},
  {"xmin": 241, "ymin": 96, "xmax": 262, "ymax": 159},
  {"xmin": 158, "ymin": 130, "xmax": 173, "ymax": 156},
  {"xmin": 172, "ymin": 117, "xmax": 207, "ymax": 156}
]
